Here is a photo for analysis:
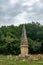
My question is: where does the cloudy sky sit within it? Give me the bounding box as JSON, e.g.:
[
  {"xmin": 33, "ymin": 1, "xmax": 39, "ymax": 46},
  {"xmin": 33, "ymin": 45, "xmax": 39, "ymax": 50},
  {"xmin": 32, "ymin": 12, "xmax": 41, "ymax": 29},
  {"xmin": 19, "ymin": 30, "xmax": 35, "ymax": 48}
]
[{"xmin": 0, "ymin": 0, "xmax": 43, "ymax": 26}]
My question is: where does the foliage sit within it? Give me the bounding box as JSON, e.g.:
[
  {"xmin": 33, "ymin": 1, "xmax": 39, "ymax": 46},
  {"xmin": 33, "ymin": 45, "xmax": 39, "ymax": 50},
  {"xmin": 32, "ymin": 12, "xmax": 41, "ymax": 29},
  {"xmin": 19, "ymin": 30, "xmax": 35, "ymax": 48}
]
[{"xmin": 0, "ymin": 22, "xmax": 43, "ymax": 54}]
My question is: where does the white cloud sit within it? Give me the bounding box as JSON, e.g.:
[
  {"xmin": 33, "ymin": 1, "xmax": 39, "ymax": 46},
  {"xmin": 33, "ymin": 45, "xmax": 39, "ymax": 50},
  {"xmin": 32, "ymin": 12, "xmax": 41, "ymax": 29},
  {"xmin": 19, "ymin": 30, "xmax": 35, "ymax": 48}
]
[
  {"xmin": 0, "ymin": 0, "xmax": 43, "ymax": 26},
  {"xmin": 14, "ymin": 12, "xmax": 27, "ymax": 25},
  {"xmin": 9, "ymin": 0, "xmax": 18, "ymax": 5},
  {"xmin": 22, "ymin": 0, "xmax": 39, "ymax": 6}
]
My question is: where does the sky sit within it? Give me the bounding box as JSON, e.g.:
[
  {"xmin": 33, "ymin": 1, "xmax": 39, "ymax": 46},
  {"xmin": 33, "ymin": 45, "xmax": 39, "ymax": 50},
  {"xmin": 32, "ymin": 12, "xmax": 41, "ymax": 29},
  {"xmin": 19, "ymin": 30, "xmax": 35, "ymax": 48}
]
[{"xmin": 0, "ymin": 0, "xmax": 43, "ymax": 26}]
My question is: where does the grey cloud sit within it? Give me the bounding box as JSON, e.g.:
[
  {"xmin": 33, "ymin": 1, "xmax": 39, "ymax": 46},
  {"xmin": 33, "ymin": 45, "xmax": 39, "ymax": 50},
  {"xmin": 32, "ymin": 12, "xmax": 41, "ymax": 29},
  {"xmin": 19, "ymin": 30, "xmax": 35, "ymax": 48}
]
[
  {"xmin": 0, "ymin": 0, "xmax": 9, "ymax": 6},
  {"xmin": 6, "ymin": 4, "xmax": 23, "ymax": 17},
  {"xmin": 0, "ymin": 0, "xmax": 24, "ymax": 17},
  {"xmin": 40, "ymin": 0, "xmax": 43, "ymax": 3},
  {"xmin": 0, "ymin": 0, "xmax": 43, "ymax": 26}
]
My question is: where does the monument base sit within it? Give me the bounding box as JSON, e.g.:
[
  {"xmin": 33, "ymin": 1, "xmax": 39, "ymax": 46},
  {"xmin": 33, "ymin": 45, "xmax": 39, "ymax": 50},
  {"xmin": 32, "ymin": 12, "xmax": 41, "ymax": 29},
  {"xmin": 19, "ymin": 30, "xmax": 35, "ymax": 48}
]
[{"xmin": 18, "ymin": 54, "xmax": 30, "ymax": 60}]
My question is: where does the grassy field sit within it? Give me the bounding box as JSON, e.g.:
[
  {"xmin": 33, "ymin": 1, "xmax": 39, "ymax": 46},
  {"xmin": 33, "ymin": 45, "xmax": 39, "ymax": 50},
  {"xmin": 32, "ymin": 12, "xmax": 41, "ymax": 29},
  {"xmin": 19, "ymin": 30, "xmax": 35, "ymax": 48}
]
[{"xmin": 0, "ymin": 55, "xmax": 43, "ymax": 65}]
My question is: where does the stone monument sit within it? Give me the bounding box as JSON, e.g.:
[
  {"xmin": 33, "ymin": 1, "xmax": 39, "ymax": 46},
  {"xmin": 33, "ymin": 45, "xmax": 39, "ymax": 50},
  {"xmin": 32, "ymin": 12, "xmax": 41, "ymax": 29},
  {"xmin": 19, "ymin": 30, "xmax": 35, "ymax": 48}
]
[{"xmin": 20, "ymin": 25, "xmax": 28, "ymax": 57}]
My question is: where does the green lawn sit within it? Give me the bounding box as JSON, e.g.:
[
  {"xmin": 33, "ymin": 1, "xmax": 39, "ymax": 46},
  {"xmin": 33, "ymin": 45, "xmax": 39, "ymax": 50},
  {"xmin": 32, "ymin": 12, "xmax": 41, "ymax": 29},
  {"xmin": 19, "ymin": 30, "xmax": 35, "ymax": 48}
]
[{"xmin": 0, "ymin": 55, "xmax": 43, "ymax": 65}]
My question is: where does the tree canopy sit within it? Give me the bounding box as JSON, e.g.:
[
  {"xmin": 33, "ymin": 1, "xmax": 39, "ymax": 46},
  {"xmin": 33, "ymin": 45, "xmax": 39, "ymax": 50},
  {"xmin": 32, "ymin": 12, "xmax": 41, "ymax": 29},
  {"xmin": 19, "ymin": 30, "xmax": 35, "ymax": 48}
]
[{"xmin": 0, "ymin": 22, "xmax": 43, "ymax": 55}]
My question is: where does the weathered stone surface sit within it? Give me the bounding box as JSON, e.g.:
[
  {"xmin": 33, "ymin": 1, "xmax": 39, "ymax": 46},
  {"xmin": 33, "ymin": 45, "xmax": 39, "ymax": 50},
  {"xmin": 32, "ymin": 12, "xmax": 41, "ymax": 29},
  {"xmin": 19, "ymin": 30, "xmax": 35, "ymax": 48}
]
[
  {"xmin": 20, "ymin": 25, "xmax": 28, "ymax": 57},
  {"xmin": 7, "ymin": 54, "xmax": 13, "ymax": 60}
]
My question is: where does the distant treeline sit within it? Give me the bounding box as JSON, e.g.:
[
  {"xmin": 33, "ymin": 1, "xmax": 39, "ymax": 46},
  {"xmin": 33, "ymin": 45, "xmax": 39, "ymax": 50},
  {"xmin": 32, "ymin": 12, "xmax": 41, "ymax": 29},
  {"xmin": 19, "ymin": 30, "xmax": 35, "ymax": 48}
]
[{"xmin": 0, "ymin": 22, "xmax": 43, "ymax": 55}]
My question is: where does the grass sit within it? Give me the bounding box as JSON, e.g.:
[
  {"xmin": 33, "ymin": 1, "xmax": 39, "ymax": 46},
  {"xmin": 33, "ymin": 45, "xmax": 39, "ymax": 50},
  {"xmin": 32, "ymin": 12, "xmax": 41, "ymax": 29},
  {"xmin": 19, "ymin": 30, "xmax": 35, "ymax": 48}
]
[{"xmin": 0, "ymin": 55, "xmax": 43, "ymax": 65}]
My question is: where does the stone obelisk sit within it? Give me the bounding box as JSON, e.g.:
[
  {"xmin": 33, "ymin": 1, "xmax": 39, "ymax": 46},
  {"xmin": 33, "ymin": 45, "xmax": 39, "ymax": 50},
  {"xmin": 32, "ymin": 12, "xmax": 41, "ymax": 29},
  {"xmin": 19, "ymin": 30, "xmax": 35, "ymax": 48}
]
[{"xmin": 20, "ymin": 25, "xmax": 28, "ymax": 56}]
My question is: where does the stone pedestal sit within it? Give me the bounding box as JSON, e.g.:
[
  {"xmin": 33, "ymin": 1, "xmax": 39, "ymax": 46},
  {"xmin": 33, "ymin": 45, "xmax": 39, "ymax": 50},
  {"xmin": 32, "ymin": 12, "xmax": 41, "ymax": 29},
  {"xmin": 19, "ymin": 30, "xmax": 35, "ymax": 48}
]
[
  {"xmin": 20, "ymin": 45, "xmax": 28, "ymax": 56},
  {"xmin": 18, "ymin": 54, "xmax": 29, "ymax": 60}
]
